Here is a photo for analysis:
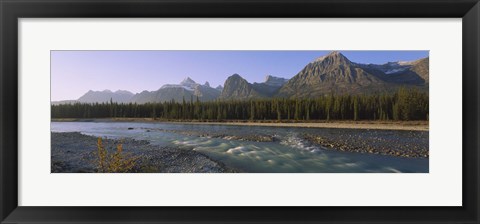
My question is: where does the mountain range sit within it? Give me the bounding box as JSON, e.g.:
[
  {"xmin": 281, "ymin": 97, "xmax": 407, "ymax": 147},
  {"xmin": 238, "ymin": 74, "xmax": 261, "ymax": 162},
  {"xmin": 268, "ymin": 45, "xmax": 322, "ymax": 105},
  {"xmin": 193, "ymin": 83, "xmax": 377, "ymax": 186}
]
[
  {"xmin": 277, "ymin": 51, "xmax": 428, "ymax": 97},
  {"xmin": 52, "ymin": 51, "xmax": 428, "ymax": 105}
]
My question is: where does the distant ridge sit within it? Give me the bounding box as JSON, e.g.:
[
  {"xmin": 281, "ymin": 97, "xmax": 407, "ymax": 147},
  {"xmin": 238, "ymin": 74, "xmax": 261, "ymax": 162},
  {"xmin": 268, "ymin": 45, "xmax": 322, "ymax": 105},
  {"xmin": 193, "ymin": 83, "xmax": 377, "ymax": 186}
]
[
  {"xmin": 129, "ymin": 77, "xmax": 221, "ymax": 103},
  {"xmin": 77, "ymin": 89, "xmax": 134, "ymax": 103}
]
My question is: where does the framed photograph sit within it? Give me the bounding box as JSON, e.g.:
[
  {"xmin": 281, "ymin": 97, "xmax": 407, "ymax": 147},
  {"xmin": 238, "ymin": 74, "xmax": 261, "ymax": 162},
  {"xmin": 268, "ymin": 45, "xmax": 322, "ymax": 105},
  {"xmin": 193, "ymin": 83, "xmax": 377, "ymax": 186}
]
[{"xmin": 1, "ymin": 0, "xmax": 479, "ymax": 223}]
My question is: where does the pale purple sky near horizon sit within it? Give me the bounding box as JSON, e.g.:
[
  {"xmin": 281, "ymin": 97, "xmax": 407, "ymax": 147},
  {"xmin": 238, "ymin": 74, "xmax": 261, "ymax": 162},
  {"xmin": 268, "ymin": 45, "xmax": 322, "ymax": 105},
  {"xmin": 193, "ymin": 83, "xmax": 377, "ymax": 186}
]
[{"xmin": 51, "ymin": 50, "xmax": 429, "ymax": 101}]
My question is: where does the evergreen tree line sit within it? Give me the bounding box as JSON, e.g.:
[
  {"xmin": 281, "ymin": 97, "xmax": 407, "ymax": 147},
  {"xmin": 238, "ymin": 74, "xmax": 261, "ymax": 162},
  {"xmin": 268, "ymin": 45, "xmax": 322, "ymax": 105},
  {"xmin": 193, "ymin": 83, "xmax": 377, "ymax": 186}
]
[{"xmin": 52, "ymin": 87, "xmax": 428, "ymax": 121}]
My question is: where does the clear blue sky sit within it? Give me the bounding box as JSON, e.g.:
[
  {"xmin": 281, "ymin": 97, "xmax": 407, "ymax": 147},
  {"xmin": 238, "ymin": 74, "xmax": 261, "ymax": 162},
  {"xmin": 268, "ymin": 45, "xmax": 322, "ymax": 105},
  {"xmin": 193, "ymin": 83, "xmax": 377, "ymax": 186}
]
[{"xmin": 51, "ymin": 50, "xmax": 429, "ymax": 101}]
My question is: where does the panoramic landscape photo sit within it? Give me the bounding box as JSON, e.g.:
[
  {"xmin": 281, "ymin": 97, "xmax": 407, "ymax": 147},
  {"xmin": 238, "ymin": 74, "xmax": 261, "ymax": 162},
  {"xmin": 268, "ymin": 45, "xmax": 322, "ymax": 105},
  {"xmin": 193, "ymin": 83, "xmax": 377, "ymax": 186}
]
[{"xmin": 51, "ymin": 50, "xmax": 429, "ymax": 173}]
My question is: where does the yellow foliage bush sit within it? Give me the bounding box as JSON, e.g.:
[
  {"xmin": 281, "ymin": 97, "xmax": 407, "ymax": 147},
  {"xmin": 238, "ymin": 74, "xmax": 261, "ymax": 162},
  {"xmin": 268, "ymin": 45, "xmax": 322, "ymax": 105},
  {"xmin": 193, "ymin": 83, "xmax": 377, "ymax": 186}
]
[{"xmin": 96, "ymin": 137, "xmax": 139, "ymax": 173}]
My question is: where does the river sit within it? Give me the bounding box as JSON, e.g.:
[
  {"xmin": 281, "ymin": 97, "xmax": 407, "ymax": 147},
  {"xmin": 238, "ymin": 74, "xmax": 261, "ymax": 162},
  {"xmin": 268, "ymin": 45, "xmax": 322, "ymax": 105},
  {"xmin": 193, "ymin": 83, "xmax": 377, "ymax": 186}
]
[{"xmin": 51, "ymin": 121, "xmax": 428, "ymax": 173}]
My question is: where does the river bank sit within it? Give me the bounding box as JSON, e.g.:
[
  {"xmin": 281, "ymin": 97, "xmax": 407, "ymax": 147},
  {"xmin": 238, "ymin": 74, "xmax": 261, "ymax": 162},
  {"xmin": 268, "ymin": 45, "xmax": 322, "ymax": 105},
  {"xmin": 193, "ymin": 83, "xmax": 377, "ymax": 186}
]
[
  {"xmin": 52, "ymin": 118, "xmax": 428, "ymax": 131},
  {"xmin": 51, "ymin": 132, "xmax": 237, "ymax": 173}
]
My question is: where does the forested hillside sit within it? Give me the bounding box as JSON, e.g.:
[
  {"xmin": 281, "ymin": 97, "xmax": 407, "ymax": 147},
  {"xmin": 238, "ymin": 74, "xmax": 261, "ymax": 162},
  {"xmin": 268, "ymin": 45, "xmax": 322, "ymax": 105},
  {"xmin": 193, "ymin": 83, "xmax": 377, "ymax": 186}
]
[{"xmin": 52, "ymin": 87, "xmax": 428, "ymax": 121}]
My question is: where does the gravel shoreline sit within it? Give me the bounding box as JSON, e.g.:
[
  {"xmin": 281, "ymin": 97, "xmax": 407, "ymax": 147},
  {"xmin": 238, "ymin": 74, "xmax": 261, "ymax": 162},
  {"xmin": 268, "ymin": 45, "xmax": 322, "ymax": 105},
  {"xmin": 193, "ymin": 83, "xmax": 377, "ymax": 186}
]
[
  {"xmin": 52, "ymin": 118, "xmax": 428, "ymax": 131},
  {"xmin": 302, "ymin": 133, "xmax": 428, "ymax": 158},
  {"xmin": 51, "ymin": 132, "xmax": 237, "ymax": 173},
  {"xmin": 175, "ymin": 121, "xmax": 428, "ymax": 131}
]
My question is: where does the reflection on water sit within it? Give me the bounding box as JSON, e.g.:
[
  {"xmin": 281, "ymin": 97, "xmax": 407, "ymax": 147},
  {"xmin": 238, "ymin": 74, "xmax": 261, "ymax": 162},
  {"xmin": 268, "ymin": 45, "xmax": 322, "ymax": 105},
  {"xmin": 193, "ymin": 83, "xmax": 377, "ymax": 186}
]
[{"xmin": 51, "ymin": 122, "xmax": 429, "ymax": 173}]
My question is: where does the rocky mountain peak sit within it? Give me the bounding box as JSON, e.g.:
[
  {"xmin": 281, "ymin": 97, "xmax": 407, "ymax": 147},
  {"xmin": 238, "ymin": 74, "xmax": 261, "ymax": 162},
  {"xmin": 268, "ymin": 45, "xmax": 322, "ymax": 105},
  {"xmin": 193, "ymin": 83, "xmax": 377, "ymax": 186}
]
[
  {"xmin": 225, "ymin": 74, "xmax": 247, "ymax": 83},
  {"xmin": 204, "ymin": 81, "xmax": 210, "ymax": 87},
  {"xmin": 265, "ymin": 75, "xmax": 273, "ymax": 81},
  {"xmin": 220, "ymin": 74, "xmax": 254, "ymax": 99},
  {"xmin": 114, "ymin": 90, "xmax": 134, "ymax": 95},
  {"xmin": 313, "ymin": 51, "xmax": 351, "ymax": 65},
  {"xmin": 264, "ymin": 75, "xmax": 288, "ymax": 87},
  {"xmin": 230, "ymin": 73, "xmax": 242, "ymax": 79},
  {"xmin": 180, "ymin": 77, "xmax": 197, "ymax": 86},
  {"xmin": 180, "ymin": 77, "xmax": 197, "ymax": 88}
]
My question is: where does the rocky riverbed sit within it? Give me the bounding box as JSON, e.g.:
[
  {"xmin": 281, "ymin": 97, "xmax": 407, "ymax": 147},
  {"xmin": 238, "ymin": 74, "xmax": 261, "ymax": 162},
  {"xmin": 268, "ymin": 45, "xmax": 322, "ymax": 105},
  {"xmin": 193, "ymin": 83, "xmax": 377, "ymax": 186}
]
[
  {"xmin": 302, "ymin": 131, "xmax": 428, "ymax": 158},
  {"xmin": 51, "ymin": 132, "xmax": 237, "ymax": 173},
  {"xmin": 136, "ymin": 126, "xmax": 427, "ymax": 158}
]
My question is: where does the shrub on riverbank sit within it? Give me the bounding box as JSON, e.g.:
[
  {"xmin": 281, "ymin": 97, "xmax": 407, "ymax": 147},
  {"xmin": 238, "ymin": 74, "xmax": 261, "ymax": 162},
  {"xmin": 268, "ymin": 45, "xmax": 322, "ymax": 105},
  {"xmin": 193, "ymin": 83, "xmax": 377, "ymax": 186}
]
[{"xmin": 96, "ymin": 137, "xmax": 139, "ymax": 173}]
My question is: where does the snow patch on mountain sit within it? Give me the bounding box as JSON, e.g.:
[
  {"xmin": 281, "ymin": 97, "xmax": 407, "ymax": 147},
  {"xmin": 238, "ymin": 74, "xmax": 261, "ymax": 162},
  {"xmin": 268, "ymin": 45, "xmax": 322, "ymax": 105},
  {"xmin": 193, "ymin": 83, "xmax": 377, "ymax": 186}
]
[
  {"xmin": 264, "ymin": 75, "xmax": 289, "ymax": 87},
  {"xmin": 180, "ymin": 77, "xmax": 198, "ymax": 89},
  {"xmin": 384, "ymin": 67, "xmax": 408, "ymax": 74},
  {"xmin": 160, "ymin": 84, "xmax": 194, "ymax": 91}
]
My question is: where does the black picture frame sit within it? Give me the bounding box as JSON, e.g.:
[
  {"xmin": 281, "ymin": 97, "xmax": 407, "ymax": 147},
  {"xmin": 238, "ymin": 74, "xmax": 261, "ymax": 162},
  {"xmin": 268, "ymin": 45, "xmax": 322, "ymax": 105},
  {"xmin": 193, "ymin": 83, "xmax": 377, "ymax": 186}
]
[{"xmin": 1, "ymin": 0, "xmax": 479, "ymax": 223}]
